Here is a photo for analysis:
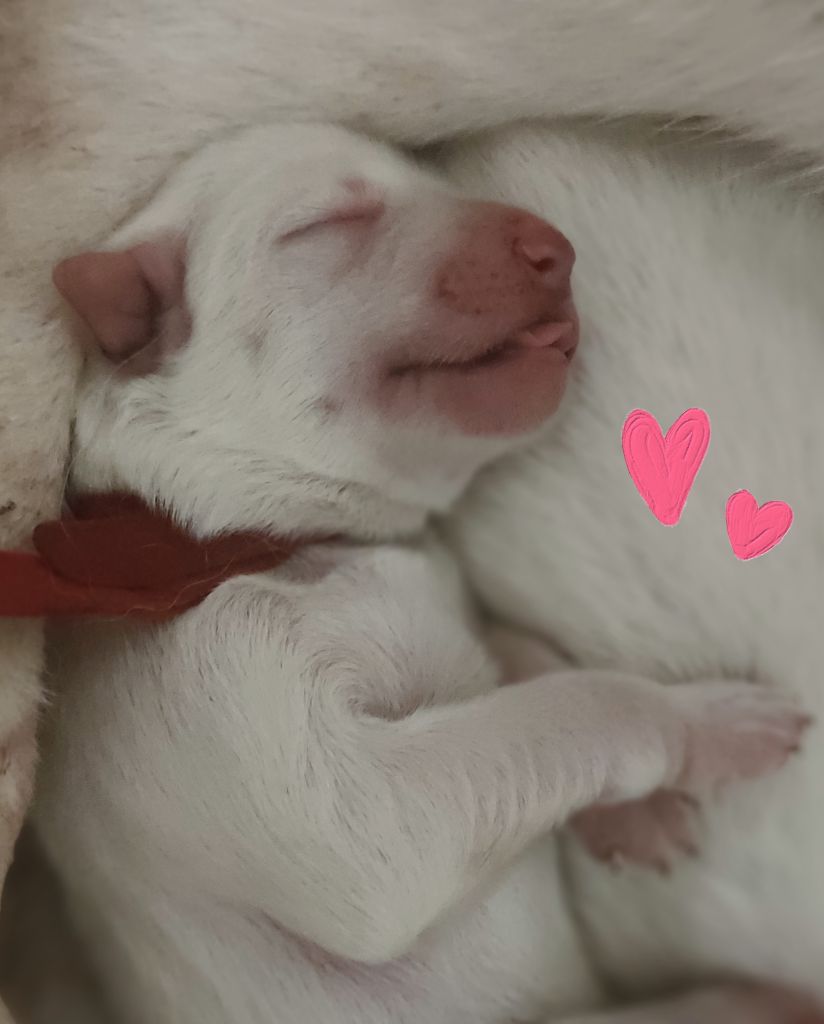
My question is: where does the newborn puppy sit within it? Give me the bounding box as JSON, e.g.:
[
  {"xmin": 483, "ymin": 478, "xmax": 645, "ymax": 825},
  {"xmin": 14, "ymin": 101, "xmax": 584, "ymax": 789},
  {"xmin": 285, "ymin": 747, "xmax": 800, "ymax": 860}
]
[
  {"xmin": 33, "ymin": 122, "xmax": 807, "ymax": 1024},
  {"xmin": 439, "ymin": 122, "xmax": 824, "ymax": 1003}
]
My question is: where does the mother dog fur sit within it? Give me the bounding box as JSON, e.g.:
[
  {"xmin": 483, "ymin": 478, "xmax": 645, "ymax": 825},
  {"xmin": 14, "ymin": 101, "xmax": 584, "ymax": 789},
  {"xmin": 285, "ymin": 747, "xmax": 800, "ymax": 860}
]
[{"xmin": 441, "ymin": 120, "xmax": 824, "ymax": 1002}]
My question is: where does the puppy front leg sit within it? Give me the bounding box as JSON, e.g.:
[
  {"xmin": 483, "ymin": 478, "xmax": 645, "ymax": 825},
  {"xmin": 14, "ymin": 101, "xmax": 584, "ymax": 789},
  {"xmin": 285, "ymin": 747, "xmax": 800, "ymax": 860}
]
[
  {"xmin": 488, "ymin": 625, "xmax": 811, "ymax": 874},
  {"xmin": 232, "ymin": 667, "xmax": 806, "ymax": 964}
]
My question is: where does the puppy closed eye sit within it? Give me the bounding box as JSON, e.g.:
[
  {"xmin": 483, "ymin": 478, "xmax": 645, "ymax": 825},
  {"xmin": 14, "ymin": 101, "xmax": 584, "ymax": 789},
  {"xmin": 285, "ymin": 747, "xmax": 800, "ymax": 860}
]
[{"xmin": 278, "ymin": 179, "xmax": 386, "ymax": 244}]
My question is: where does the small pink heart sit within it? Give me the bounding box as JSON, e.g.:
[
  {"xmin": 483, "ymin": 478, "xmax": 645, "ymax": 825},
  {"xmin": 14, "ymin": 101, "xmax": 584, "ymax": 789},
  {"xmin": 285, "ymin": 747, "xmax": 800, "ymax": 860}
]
[
  {"xmin": 622, "ymin": 408, "xmax": 711, "ymax": 526},
  {"xmin": 726, "ymin": 490, "xmax": 793, "ymax": 561}
]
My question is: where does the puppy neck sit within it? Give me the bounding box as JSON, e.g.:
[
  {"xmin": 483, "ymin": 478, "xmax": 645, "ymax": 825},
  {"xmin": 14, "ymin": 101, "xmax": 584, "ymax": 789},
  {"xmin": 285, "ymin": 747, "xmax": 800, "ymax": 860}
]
[{"xmin": 70, "ymin": 408, "xmax": 431, "ymax": 545}]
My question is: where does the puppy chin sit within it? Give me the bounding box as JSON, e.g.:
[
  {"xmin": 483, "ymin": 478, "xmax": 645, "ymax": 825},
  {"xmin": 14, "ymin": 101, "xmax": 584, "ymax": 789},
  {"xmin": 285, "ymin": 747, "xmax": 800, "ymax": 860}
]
[{"xmin": 428, "ymin": 342, "xmax": 573, "ymax": 436}]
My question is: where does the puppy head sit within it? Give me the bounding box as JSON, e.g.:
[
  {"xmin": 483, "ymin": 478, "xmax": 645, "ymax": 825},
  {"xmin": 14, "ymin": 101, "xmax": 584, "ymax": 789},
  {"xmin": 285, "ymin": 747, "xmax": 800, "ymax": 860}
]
[{"xmin": 58, "ymin": 123, "xmax": 577, "ymax": 538}]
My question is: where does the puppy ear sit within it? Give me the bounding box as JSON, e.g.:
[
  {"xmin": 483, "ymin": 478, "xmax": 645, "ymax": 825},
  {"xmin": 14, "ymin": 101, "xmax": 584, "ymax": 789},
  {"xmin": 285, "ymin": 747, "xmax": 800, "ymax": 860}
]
[{"xmin": 53, "ymin": 237, "xmax": 191, "ymax": 374}]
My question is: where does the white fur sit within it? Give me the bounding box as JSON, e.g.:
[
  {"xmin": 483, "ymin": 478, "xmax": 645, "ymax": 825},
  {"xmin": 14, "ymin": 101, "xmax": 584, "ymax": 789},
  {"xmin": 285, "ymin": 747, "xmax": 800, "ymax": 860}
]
[
  {"xmin": 30, "ymin": 122, "xmax": 806, "ymax": 1024},
  {"xmin": 440, "ymin": 121, "xmax": 824, "ymax": 1000}
]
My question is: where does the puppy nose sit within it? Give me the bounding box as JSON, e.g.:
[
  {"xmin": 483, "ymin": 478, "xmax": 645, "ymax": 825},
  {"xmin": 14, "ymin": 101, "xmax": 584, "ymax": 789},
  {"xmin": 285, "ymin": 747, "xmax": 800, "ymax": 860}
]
[
  {"xmin": 434, "ymin": 202, "xmax": 576, "ymax": 318},
  {"xmin": 512, "ymin": 216, "xmax": 576, "ymax": 288}
]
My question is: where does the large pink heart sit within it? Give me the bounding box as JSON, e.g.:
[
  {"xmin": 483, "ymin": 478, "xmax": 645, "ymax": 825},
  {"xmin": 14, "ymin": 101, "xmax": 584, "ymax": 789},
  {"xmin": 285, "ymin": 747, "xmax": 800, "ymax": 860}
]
[
  {"xmin": 726, "ymin": 490, "xmax": 793, "ymax": 561},
  {"xmin": 622, "ymin": 408, "xmax": 711, "ymax": 526}
]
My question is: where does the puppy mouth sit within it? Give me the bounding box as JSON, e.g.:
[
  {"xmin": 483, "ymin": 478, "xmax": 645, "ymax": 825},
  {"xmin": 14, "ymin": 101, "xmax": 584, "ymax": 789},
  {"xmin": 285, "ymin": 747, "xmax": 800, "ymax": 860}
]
[
  {"xmin": 382, "ymin": 300, "xmax": 580, "ymax": 436},
  {"xmin": 390, "ymin": 312, "xmax": 579, "ymax": 378}
]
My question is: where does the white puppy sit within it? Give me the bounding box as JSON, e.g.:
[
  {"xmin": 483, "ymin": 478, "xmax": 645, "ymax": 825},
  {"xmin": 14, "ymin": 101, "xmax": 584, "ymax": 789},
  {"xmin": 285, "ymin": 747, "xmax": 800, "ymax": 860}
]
[
  {"xmin": 440, "ymin": 122, "xmax": 824, "ymax": 1002},
  {"xmin": 29, "ymin": 122, "xmax": 808, "ymax": 1024}
]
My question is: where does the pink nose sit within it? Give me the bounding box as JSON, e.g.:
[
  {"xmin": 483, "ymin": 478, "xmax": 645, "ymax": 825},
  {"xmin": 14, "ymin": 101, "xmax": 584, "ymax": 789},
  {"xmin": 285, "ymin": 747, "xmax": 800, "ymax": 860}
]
[{"xmin": 435, "ymin": 202, "xmax": 576, "ymax": 318}]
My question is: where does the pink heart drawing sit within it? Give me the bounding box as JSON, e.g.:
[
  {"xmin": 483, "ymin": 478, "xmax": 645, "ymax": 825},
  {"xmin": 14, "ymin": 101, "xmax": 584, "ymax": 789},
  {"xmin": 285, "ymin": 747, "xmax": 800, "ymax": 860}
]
[
  {"xmin": 725, "ymin": 490, "xmax": 793, "ymax": 561},
  {"xmin": 622, "ymin": 408, "xmax": 711, "ymax": 526}
]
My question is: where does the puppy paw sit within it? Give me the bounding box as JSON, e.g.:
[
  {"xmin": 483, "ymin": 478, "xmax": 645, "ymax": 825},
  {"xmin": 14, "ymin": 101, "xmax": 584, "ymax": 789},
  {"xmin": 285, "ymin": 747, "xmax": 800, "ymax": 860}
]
[
  {"xmin": 570, "ymin": 789, "xmax": 699, "ymax": 873},
  {"xmin": 672, "ymin": 681, "xmax": 812, "ymax": 793}
]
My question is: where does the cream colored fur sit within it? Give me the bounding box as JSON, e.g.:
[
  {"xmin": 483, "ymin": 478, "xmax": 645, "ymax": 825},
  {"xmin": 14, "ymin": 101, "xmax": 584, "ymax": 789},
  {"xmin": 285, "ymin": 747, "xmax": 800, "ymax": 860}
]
[{"xmin": 6, "ymin": 3, "xmax": 824, "ymax": 1019}]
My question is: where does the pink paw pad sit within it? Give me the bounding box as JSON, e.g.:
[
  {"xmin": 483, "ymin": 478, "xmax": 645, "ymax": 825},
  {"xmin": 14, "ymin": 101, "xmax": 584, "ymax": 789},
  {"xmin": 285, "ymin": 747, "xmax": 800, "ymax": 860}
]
[{"xmin": 571, "ymin": 790, "xmax": 700, "ymax": 874}]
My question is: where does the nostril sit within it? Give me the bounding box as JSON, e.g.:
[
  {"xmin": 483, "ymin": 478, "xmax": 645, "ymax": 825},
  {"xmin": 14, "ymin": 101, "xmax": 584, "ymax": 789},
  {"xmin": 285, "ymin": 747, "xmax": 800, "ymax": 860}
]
[
  {"xmin": 514, "ymin": 239, "xmax": 562, "ymax": 276},
  {"xmin": 532, "ymin": 255, "xmax": 556, "ymax": 275}
]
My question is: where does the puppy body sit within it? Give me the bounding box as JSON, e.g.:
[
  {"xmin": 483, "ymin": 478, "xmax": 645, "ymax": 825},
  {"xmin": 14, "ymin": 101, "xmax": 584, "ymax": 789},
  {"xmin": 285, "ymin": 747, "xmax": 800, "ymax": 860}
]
[
  {"xmin": 31, "ymin": 122, "xmax": 806, "ymax": 1024},
  {"xmin": 441, "ymin": 122, "xmax": 824, "ymax": 999},
  {"xmin": 38, "ymin": 548, "xmax": 597, "ymax": 1024}
]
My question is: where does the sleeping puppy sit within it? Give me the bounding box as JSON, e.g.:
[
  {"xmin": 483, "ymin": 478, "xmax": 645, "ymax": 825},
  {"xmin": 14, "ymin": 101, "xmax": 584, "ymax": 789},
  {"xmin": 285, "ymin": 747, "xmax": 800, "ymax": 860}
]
[
  {"xmin": 439, "ymin": 122, "xmax": 824, "ymax": 1004},
  {"xmin": 31, "ymin": 121, "xmax": 810, "ymax": 1024}
]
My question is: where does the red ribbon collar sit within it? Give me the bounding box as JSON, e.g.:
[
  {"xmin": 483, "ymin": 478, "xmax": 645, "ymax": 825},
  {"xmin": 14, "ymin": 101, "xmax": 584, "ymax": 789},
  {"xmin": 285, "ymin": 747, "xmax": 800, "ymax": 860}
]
[{"xmin": 0, "ymin": 493, "xmax": 313, "ymax": 621}]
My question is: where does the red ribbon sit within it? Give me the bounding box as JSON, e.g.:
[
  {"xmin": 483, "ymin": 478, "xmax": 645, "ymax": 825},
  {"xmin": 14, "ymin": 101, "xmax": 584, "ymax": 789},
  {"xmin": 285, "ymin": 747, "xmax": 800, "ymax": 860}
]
[{"xmin": 0, "ymin": 493, "xmax": 312, "ymax": 621}]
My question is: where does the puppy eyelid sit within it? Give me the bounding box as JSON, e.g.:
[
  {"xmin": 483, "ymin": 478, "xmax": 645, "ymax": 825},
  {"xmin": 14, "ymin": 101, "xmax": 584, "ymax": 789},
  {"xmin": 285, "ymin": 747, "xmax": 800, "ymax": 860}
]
[{"xmin": 277, "ymin": 197, "xmax": 386, "ymax": 245}]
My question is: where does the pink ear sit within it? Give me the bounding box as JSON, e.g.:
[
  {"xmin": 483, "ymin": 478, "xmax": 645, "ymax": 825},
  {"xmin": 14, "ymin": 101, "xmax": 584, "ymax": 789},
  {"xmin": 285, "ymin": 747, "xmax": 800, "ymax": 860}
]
[{"xmin": 53, "ymin": 237, "xmax": 191, "ymax": 372}]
